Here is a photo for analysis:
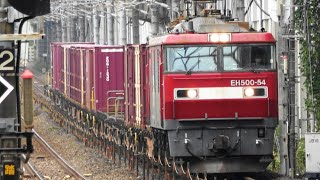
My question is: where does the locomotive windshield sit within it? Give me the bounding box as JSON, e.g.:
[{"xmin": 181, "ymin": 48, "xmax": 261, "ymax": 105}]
[{"xmin": 165, "ymin": 44, "xmax": 276, "ymax": 73}]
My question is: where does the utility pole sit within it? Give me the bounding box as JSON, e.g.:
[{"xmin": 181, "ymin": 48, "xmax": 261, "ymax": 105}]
[
  {"xmin": 158, "ymin": 0, "xmax": 167, "ymax": 34},
  {"xmin": 232, "ymin": 0, "xmax": 245, "ymax": 21},
  {"xmin": 132, "ymin": 5, "xmax": 139, "ymax": 44},
  {"xmin": 238, "ymin": 0, "xmax": 245, "ymax": 21},
  {"xmin": 93, "ymin": 8, "xmax": 99, "ymax": 44},
  {"xmin": 107, "ymin": 0, "xmax": 114, "ymax": 45},
  {"xmin": 150, "ymin": 4, "xmax": 159, "ymax": 37},
  {"xmin": 287, "ymin": 0, "xmax": 296, "ymax": 177},
  {"xmin": 56, "ymin": 20, "xmax": 62, "ymax": 42},
  {"xmin": 172, "ymin": 0, "xmax": 180, "ymax": 20},
  {"xmin": 119, "ymin": 0, "xmax": 127, "ymax": 45},
  {"xmin": 99, "ymin": 6, "xmax": 106, "ymax": 45},
  {"xmin": 277, "ymin": 0, "xmax": 289, "ymax": 176},
  {"xmin": 78, "ymin": 13, "xmax": 85, "ymax": 42},
  {"xmin": 260, "ymin": 0, "xmax": 263, "ymax": 30},
  {"xmin": 62, "ymin": 17, "xmax": 67, "ymax": 42},
  {"xmin": 85, "ymin": 9, "xmax": 91, "ymax": 42},
  {"xmin": 66, "ymin": 16, "xmax": 71, "ymax": 42}
]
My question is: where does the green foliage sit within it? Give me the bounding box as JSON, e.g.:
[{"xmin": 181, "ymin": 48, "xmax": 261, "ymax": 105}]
[
  {"xmin": 296, "ymin": 138, "xmax": 305, "ymax": 175},
  {"xmin": 268, "ymin": 127, "xmax": 280, "ymax": 172},
  {"xmin": 295, "ymin": 0, "xmax": 320, "ymax": 128}
]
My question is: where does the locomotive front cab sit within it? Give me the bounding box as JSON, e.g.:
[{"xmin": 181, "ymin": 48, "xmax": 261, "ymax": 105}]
[
  {"xmin": 164, "ymin": 42, "xmax": 277, "ymax": 119},
  {"xmin": 148, "ymin": 32, "xmax": 278, "ymax": 174}
]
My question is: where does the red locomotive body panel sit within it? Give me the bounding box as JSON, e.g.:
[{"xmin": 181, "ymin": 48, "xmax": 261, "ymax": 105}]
[
  {"xmin": 93, "ymin": 46, "xmax": 125, "ymax": 112},
  {"xmin": 163, "ymin": 72, "xmax": 278, "ymax": 120},
  {"xmin": 148, "ymin": 32, "xmax": 276, "ymax": 46},
  {"xmin": 147, "ymin": 32, "xmax": 277, "ymax": 123}
]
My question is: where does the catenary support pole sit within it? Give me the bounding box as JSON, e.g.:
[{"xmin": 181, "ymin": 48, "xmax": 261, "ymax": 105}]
[
  {"xmin": 150, "ymin": 4, "xmax": 159, "ymax": 37},
  {"xmin": 172, "ymin": 0, "xmax": 179, "ymax": 20},
  {"xmin": 62, "ymin": 17, "xmax": 67, "ymax": 42},
  {"xmin": 132, "ymin": 5, "xmax": 139, "ymax": 44},
  {"xmin": 288, "ymin": 0, "xmax": 296, "ymax": 177},
  {"xmin": 93, "ymin": 8, "xmax": 99, "ymax": 44},
  {"xmin": 119, "ymin": 0, "xmax": 127, "ymax": 45},
  {"xmin": 107, "ymin": 0, "xmax": 114, "ymax": 45},
  {"xmin": 78, "ymin": 13, "xmax": 85, "ymax": 42},
  {"xmin": 99, "ymin": 6, "xmax": 106, "ymax": 45}
]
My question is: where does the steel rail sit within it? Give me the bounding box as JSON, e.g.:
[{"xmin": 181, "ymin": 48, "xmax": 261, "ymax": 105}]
[
  {"xmin": 23, "ymin": 161, "xmax": 44, "ymax": 180},
  {"xmin": 32, "ymin": 128, "xmax": 86, "ymax": 180}
]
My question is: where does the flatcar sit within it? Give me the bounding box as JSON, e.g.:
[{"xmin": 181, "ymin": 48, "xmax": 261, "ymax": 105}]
[{"xmin": 49, "ymin": 16, "xmax": 278, "ymax": 176}]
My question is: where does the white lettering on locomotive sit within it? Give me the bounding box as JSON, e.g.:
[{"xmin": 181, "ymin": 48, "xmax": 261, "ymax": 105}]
[
  {"xmin": 230, "ymin": 79, "xmax": 266, "ymax": 86},
  {"xmin": 106, "ymin": 56, "xmax": 110, "ymax": 82}
]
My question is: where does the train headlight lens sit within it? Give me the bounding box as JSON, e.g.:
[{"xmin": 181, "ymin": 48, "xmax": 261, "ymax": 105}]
[
  {"xmin": 243, "ymin": 87, "xmax": 267, "ymax": 98},
  {"xmin": 219, "ymin": 33, "xmax": 231, "ymax": 42},
  {"xmin": 244, "ymin": 88, "xmax": 255, "ymax": 97},
  {"xmin": 176, "ymin": 89, "xmax": 198, "ymax": 99},
  {"xmin": 187, "ymin": 89, "xmax": 198, "ymax": 98},
  {"xmin": 208, "ymin": 33, "xmax": 231, "ymax": 42},
  {"xmin": 209, "ymin": 34, "xmax": 220, "ymax": 42}
]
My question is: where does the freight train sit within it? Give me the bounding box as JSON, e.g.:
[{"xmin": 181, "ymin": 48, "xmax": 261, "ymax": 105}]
[{"xmin": 47, "ymin": 16, "xmax": 278, "ymax": 176}]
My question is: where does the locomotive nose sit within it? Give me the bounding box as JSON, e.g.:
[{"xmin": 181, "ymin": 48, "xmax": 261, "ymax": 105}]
[{"xmin": 208, "ymin": 135, "xmax": 230, "ymax": 152}]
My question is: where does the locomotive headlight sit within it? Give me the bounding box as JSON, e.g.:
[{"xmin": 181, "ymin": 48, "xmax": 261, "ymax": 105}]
[
  {"xmin": 187, "ymin": 89, "xmax": 198, "ymax": 98},
  {"xmin": 209, "ymin": 34, "xmax": 220, "ymax": 42},
  {"xmin": 244, "ymin": 88, "xmax": 255, "ymax": 97},
  {"xmin": 219, "ymin": 33, "xmax": 231, "ymax": 42},
  {"xmin": 243, "ymin": 87, "xmax": 267, "ymax": 98},
  {"xmin": 208, "ymin": 33, "xmax": 231, "ymax": 42},
  {"xmin": 176, "ymin": 89, "xmax": 199, "ymax": 99}
]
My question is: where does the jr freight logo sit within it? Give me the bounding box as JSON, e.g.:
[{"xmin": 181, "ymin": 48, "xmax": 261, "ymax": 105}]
[{"xmin": 106, "ymin": 56, "xmax": 110, "ymax": 82}]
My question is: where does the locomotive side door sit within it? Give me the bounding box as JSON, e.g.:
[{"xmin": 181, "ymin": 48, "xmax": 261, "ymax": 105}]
[{"xmin": 149, "ymin": 46, "xmax": 162, "ymax": 129}]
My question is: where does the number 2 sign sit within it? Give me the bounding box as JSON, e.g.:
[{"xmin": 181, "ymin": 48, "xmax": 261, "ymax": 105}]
[{"xmin": 0, "ymin": 49, "xmax": 15, "ymax": 73}]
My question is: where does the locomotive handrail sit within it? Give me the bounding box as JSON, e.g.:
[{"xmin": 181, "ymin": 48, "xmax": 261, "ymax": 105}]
[
  {"xmin": 172, "ymin": 99, "xmax": 175, "ymax": 119},
  {"xmin": 267, "ymin": 97, "xmax": 270, "ymax": 117}
]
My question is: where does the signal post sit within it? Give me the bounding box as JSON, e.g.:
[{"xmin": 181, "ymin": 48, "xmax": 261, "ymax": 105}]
[
  {"xmin": 0, "ymin": 0, "xmax": 49, "ymax": 179},
  {"xmin": 0, "ymin": 1, "xmax": 22, "ymax": 179}
]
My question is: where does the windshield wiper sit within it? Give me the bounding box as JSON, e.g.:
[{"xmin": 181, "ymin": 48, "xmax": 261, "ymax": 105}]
[
  {"xmin": 186, "ymin": 59, "xmax": 201, "ymax": 75},
  {"xmin": 250, "ymin": 67, "xmax": 260, "ymax": 73}
]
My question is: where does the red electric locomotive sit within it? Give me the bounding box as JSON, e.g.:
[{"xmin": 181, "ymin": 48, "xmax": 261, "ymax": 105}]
[
  {"xmin": 140, "ymin": 20, "xmax": 278, "ymax": 174},
  {"xmin": 49, "ymin": 17, "xmax": 278, "ymax": 177}
]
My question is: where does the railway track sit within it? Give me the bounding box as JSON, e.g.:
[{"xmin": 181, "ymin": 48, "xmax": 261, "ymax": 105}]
[
  {"xmin": 20, "ymin": 127, "xmax": 86, "ymax": 179},
  {"xmin": 31, "ymin": 124, "xmax": 86, "ymax": 180},
  {"xmin": 23, "ymin": 162, "xmax": 43, "ymax": 180}
]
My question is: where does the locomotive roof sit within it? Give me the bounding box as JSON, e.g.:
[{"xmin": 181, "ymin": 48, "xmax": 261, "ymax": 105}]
[{"xmin": 148, "ymin": 32, "xmax": 276, "ymax": 46}]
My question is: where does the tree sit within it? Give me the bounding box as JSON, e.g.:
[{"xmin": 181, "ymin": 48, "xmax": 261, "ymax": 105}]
[{"xmin": 295, "ymin": 0, "xmax": 320, "ymax": 130}]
